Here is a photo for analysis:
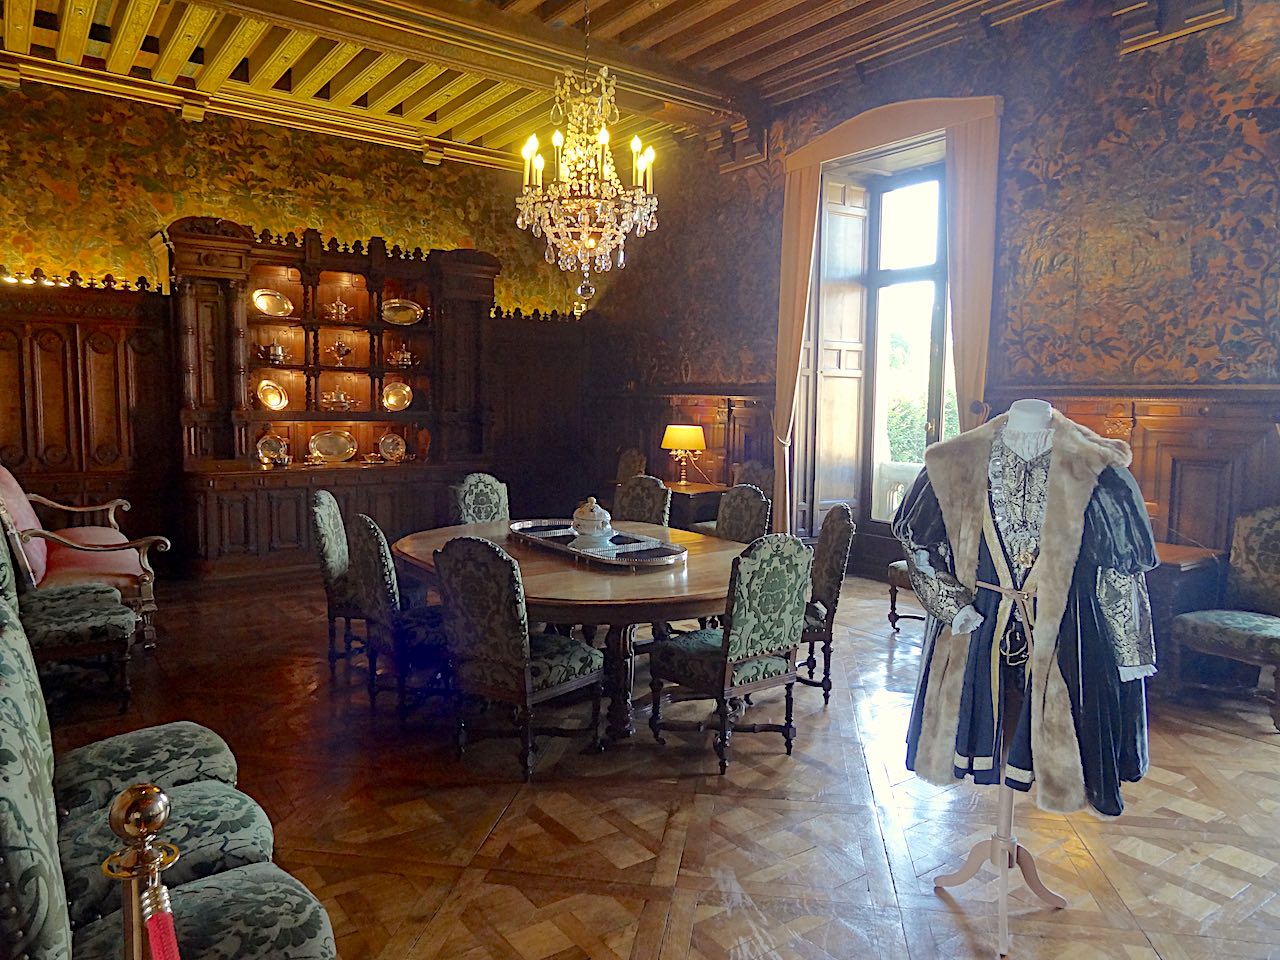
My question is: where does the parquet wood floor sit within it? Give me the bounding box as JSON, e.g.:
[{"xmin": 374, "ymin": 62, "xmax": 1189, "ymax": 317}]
[{"xmin": 49, "ymin": 576, "xmax": 1280, "ymax": 959}]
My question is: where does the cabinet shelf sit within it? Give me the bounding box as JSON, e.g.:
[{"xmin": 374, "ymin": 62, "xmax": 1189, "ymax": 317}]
[
  {"xmin": 241, "ymin": 410, "xmax": 432, "ymax": 422},
  {"xmin": 248, "ymin": 315, "xmax": 304, "ymax": 327}
]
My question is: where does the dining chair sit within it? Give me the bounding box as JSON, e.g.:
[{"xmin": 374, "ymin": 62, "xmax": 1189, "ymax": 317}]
[
  {"xmin": 310, "ymin": 490, "xmax": 364, "ymax": 674},
  {"xmin": 733, "ymin": 459, "xmax": 775, "ymax": 496},
  {"xmin": 448, "ymin": 472, "xmax": 510, "ymax": 524},
  {"xmin": 691, "ymin": 483, "xmax": 771, "ymax": 543},
  {"xmin": 616, "ymin": 447, "xmax": 647, "ymax": 482},
  {"xmin": 434, "ymin": 536, "xmax": 604, "ymax": 781},
  {"xmin": 648, "ymin": 533, "xmax": 813, "ymax": 773},
  {"xmin": 1170, "ymin": 505, "xmax": 1280, "ymax": 730},
  {"xmin": 613, "ymin": 475, "xmax": 671, "ymax": 526},
  {"xmin": 346, "ymin": 514, "xmax": 449, "ymax": 720},
  {"xmin": 796, "ymin": 504, "xmax": 856, "ymax": 704}
]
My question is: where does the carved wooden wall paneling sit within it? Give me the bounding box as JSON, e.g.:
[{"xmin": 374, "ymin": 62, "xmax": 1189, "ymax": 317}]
[
  {"xmin": 0, "ymin": 326, "xmax": 27, "ymax": 469},
  {"xmin": 987, "ymin": 389, "xmax": 1280, "ymax": 552}
]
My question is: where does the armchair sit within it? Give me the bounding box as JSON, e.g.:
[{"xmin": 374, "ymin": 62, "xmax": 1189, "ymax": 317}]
[{"xmin": 0, "ymin": 466, "xmax": 170, "ymax": 648}]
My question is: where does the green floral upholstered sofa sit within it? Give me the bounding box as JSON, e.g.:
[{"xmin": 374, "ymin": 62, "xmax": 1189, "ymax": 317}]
[{"xmin": 0, "ymin": 597, "xmax": 336, "ymax": 960}]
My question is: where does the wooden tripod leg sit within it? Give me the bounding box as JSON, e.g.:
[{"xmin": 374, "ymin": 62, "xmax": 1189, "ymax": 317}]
[
  {"xmin": 933, "ymin": 838, "xmax": 990, "ymax": 888},
  {"xmin": 1014, "ymin": 844, "xmax": 1067, "ymax": 909}
]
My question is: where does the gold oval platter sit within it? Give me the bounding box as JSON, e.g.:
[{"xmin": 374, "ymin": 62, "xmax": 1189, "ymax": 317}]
[
  {"xmin": 251, "ymin": 288, "xmax": 294, "ymax": 318},
  {"xmin": 255, "ymin": 432, "xmax": 288, "ymax": 460},
  {"xmin": 256, "ymin": 379, "xmax": 289, "ymax": 411},
  {"xmin": 382, "ymin": 298, "xmax": 424, "ymax": 325},
  {"xmin": 382, "ymin": 381, "xmax": 413, "ymax": 411},
  {"xmin": 308, "ymin": 429, "xmax": 357, "ymax": 463}
]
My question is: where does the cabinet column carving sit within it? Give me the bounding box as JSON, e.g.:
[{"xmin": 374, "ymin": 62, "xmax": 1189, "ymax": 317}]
[{"xmin": 176, "ymin": 278, "xmax": 197, "ymax": 411}]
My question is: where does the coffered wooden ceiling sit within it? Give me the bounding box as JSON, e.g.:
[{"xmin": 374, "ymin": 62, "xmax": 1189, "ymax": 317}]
[{"xmin": 0, "ymin": 0, "xmax": 1064, "ymax": 170}]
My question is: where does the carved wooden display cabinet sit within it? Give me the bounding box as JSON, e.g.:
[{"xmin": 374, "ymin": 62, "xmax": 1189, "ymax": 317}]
[{"xmin": 158, "ymin": 217, "xmax": 498, "ymax": 576}]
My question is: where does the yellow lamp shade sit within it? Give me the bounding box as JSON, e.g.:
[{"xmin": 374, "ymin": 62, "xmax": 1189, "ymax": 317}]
[{"xmin": 661, "ymin": 424, "xmax": 706, "ymax": 451}]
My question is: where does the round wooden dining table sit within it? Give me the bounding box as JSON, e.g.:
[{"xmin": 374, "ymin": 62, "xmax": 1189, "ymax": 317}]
[{"xmin": 392, "ymin": 520, "xmax": 742, "ymax": 739}]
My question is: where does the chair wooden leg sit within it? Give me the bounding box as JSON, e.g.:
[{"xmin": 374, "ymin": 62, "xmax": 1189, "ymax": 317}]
[
  {"xmin": 714, "ymin": 698, "xmax": 731, "ymax": 775},
  {"xmin": 117, "ymin": 649, "xmax": 132, "ymax": 714},
  {"xmin": 455, "ymin": 702, "xmax": 467, "ymax": 760},
  {"xmin": 519, "ymin": 706, "xmax": 535, "ymax": 782},
  {"xmin": 821, "ymin": 636, "xmax": 833, "ymax": 705},
  {"xmin": 784, "ymin": 682, "xmax": 796, "ymax": 755},
  {"xmin": 344, "ymin": 619, "xmax": 355, "ymax": 655},
  {"xmin": 590, "ymin": 680, "xmax": 604, "ymax": 751},
  {"xmin": 327, "ymin": 617, "xmax": 338, "ymax": 675},
  {"xmin": 649, "ymin": 675, "xmax": 666, "ymax": 744},
  {"xmin": 888, "ymin": 584, "xmax": 901, "ymax": 629},
  {"xmin": 1272, "ymin": 667, "xmax": 1280, "ymax": 734},
  {"xmin": 367, "ymin": 649, "xmax": 379, "ymax": 710},
  {"xmin": 583, "ymin": 625, "xmax": 598, "ymax": 644},
  {"xmin": 804, "ymin": 638, "xmax": 817, "ymax": 679}
]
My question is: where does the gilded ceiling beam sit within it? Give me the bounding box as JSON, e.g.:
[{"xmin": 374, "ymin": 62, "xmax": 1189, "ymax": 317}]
[
  {"xmin": 289, "ymin": 38, "xmax": 361, "ymax": 98},
  {"xmin": 623, "ymin": 0, "xmax": 739, "ymax": 50},
  {"xmin": 247, "ymin": 27, "xmax": 317, "ymax": 90},
  {"xmin": 55, "ymin": 0, "xmax": 95, "ymax": 65},
  {"xmin": 327, "ymin": 51, "xmax": 405, "ymax": 106},
  {"xmin": 196, "ymin": 15, "xmax": 270, "ymax": 93},
  {"xmin": 151, "ymin": 4, "xmax": 218, "ymax": 85},
  {"xmin": 481, "ymin": 99, "xmax": 562, "ymax": 151},
  {"xmin": 591, "ymin": 0, "xmax": 684, "ymax": 41},
  {"xmin": 400, "ymin": 71, "xmax": 481, "ymax": 123},
  {"xmin": 428, "ymin": 80, "xmax": 517, "ymax": 137},
  {"xmin": 2, "ymin": 0, "xmax": 36, "ymax": 54},
  {"xmin": 196, "ymin": 0, "xmax": 756, "ymax": 128},
  {"xmin": 0, "ymin": 49, "xmax": 521, "ymax": 170},
  {"xmin": 105, "ymin": 0, "xmax": 163, "ymax": 74},
  {"xmin": 451, "ymin": 89, "xmax": 546, "ymax": 145},
  {"xmin": 364, "ymin": 60, "xmax": 444, "ymax": 113}
]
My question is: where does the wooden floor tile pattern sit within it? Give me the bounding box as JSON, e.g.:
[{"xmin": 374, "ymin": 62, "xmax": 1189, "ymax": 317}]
[{"xmin": 49, "ymin": 576, "xmax": 1280, "ymax": 959}]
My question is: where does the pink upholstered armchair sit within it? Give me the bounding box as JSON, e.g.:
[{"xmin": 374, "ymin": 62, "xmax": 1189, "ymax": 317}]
[{"xmin": 0, "ymin": 467, "xmax": 171, "ymax": 647}]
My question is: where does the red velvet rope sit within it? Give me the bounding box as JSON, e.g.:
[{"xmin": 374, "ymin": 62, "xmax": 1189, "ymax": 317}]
[{"xmin": 146, "ymin": 910, "xmax": 182, "ymax": 960}]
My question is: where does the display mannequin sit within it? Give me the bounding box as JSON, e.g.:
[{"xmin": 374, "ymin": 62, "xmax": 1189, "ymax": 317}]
[{"xmin": 892, "ymin": 399, "xmax": 1157, "ymax": 955}]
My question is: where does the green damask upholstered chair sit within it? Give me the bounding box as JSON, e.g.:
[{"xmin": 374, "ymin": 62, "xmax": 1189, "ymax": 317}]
[
  {"xmin": 0, "ymin": 594, "xmax": 336, "ymax": 960},
  {"xmin": 613, "ymin": 474, "xmax": 671, "ymax": 526},
  {"xmin": 311, "ymin": 490, "xmax": 364, "ymax": 674},
  {"xmin": 733, "ymin": 460, "xmax": 775, "ymax": 496},
  {"xmin": 616, "ymin": 447, "xmax": 647, "ymax": 482},
  {"xmin": 1, "ymin": 498, "xmax": 142, "ymax": 712},
  {"xmin": 691, "ymin": 483, "xmax": 771, "ymax": 542},
  {"xmin": 448, "ymin": 472, "xmax": 510, "ymax": 524},
  {"xmin": 797, "ymin": 504, "xmax": 856, "ymax": 704},
  {"xmin": 648, "ymin": 534, "xmax": 813, "ymax": 774},
  {"xmin": 1170, "ymin": 505, "xmax": 1280, "ymax": 730},
  {"xmin": 434, "ymin": 536, "xmax": 604, "ymax": 781},
  {"xmin": 347, "ymin": 514, "xmax": 449, "ymax": 719}
]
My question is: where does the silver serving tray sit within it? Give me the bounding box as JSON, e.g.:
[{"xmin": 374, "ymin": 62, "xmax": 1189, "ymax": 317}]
[{"xmin": 509, "ymin": 520, "xmax": 687, "ymax": 567}]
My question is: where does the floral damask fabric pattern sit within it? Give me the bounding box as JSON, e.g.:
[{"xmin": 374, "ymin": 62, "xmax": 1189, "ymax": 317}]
[
  {"xmin": 809, "ymin": 504, "xmax": 855, "ymax": 621},
  {"xmin": 448, "ymin": 474, "xmax": 510, "ymax": 525},
  {"xmin": 613, "ymin": 475, "xmax": 671, "ymax": 525},
  {"xmin": 724, "ymin": 534, "xmax": 812, "ymax": 663},
  {"xmin": 1226, "ymin": 506, "xmax": 1280, "ymax": 618},
  {"xmin": 715, "ymin": 484, "xmax": 771, "ymax": 544}
]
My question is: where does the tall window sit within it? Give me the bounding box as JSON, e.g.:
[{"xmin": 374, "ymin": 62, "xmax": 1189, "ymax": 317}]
[
  {"xmin": 793, "ymin": 153, "xmax": 955, "ymax": 539},
  {"xmin": 866, "ymin": 166, "xmax": 957, "ymax": 522}
]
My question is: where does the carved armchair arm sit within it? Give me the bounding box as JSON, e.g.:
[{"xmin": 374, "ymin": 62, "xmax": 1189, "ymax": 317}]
[
  {"xmin": 19, "ymin": 529, "xmax": 171, "ymax": 581},
  {"xmin": 26, "ymin": 493, "xmax": 132, "ymax": 530}
]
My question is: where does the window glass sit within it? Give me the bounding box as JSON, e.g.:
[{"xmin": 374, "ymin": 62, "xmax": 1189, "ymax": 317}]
[{"xmin": 878, "ymin": 180, "xmax": 939, "ymax": 270}]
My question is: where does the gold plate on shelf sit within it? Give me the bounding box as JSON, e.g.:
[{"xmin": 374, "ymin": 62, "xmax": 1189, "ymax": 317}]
[
  {"xmin": 378, "ymin": 433, "xmax": 407, "ymax": 463},
  {"xmin": 382, "ymin": 381, "xmax": 413, "ymax": 411},
  {"xmin": 251, "ymin": 288, "xmax": 294, "ymax": 318},
  {"xmin": 382, "ymin": 299, "xmax": 424, "ymax": 325},
  {"xmin": 309, "ymin": 430, "xmax": 357, "ymax": 463},
  {"xmin": 256, "ymin": 379, "xmax": 289, "ymax": 411},
  {"xmin": 255, "ymin": 432, "xmax": 288, "ymax": 460}
]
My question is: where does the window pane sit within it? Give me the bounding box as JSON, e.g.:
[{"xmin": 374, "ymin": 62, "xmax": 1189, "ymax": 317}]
[
  {"xmin": 878, "ymin": 180, "xmax": 939, "ymax": 270},
  {"xmin": 871, "ymin": 281, "xmax": 935, "ymax": 522}
]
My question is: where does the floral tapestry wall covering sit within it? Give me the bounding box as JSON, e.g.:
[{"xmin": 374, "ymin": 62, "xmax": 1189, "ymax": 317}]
[
  {"xmin": 0, "ymin": 85, "xmax": 575, "ymax": 310},
  {"xmin": 594, "ymin": 0, "xmax": 1280, "ymax": 388}
]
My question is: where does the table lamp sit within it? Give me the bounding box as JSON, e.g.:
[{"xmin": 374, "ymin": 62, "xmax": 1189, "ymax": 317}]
[{"xmin": 661, "ymin": 424, "xmax": 706, "ymax": 484}]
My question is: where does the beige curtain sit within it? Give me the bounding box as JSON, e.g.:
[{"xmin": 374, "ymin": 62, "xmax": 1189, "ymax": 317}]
[
  {"xmin": 946, "ymin": 116, "xmax": 1001, "ymax": 431},
  {"xmin": 772, "ymin": 96, "xmax": 1002, "ymax": 532}
]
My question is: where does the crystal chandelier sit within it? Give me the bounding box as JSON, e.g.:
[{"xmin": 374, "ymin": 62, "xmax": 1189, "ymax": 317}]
[{"xmin": 514, "ymin": 0, "xmax": 658, "ymax": 300}]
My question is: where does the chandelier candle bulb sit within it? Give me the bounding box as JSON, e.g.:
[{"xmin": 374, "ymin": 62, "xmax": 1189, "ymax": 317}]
[
  {"xmin": 552, "ymin": 130, "xmax": 564, "ymax": 181},
  {"xmin": 533, "ymin": 153, "xmax": 545, "ymax": 187},
  {"xmin": 631, "ymin": 135, "xmax": 642, "ymax": 186}
]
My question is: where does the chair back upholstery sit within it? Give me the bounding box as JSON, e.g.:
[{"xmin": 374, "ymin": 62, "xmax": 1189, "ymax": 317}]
[
  {"xmin": 0, "ymin": 466, "xmax": 45, "ymax": 586},
  {"xmin": 614, "ymin": 475, "xmax": 671, "ymax": 525},
  {"xmin": 0, "ymin": 499, "xmax": 22, "ymax": 610},
  {"xmin": 716, "ymin": 484, "xmax": 771, "ymax": 543},
  {"xmin": 310, "ymin": 491, "xmax": 349, "ymax": 599},
  {"xmin": 734, "ymin": 460, "xmax": 775, "ymax": 496},
  {"xmin": 811, "ymin": 504, "xmax": 856, "ymax": 618},
  {"xmin": 723, "ymin": 534, "xmax": 812, "ymax": 662},
  {"xmin": 346, "ymin": 514, "xmax": 401, "ymax": 630},
  {"xmin": 1226, "ymin": 505, "xmax": 1280, "ymax": 618},
  {"xmin": 434, "ymin": 537, "xmax": 530, "ymax": 695},
  {"xmin": 448, "ymin": 473, "xmax": 510, "ymax": 524},
  {"xmin": 0, "ymin": 599, "xmax": 72, "ymax": 960},
  {"xmin": 615, "ymin": 447, "xmax": 647, "ymax": 482}
]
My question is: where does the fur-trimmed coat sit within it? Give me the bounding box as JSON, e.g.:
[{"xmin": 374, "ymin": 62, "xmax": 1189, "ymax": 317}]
[{"xmin": 894, "ymin": 412, "xmax": 1156, "ymax": 816}]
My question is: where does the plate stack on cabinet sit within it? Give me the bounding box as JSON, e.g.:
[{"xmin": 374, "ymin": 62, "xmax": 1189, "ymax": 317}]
[{"xmin": 156, "ymin": 217, "xmax": 499, "ymax": 577}]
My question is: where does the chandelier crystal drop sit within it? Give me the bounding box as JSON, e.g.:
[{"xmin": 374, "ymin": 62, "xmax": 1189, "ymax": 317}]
[{"xmin": 514, "ymin": 0, "xmax": 657, "ymax": 300}]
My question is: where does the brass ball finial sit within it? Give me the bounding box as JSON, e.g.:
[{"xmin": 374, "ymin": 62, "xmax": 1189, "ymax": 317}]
[{"xmin": 108, "ymin": 784, "xmax": 171, "ymax": 844}]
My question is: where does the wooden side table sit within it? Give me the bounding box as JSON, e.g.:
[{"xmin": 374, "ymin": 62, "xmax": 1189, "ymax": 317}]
[{"xmin": 668, "ymin": 481, "xmax": 728, "ymax": 529}]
